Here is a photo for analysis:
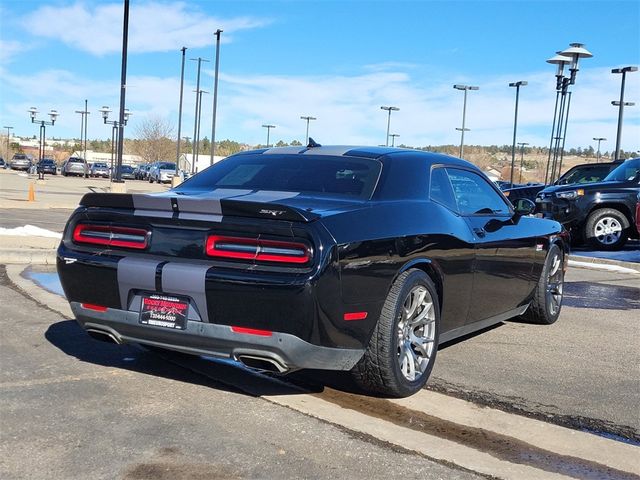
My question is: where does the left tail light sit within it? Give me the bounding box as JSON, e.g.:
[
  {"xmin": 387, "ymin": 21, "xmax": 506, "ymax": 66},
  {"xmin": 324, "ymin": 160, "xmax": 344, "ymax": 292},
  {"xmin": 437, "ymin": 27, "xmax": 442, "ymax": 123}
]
[
  {"xmin": 205, "ymin": 235, "xmax": 311, "ymax": 264},
  {"xmin": 73, "ymin": 224, "xmax": 150, "ymax": 249}
]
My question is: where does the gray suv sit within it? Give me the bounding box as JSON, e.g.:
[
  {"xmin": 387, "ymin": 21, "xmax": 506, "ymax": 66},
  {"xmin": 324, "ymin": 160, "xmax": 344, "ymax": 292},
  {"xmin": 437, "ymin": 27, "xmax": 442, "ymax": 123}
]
[
  {"xmin": 62, "ymin": 157, "xmax": 88, "ymax": 177},
  {"xmin": 10, "ymin": 154, "xmax": 32, "ymax": 171}
]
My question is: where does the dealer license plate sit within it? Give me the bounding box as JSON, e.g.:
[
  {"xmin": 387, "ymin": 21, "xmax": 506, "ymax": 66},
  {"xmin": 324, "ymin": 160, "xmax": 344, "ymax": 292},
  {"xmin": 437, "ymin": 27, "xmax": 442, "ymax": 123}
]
[{"xmin": 140, "ymin": 294, "xmax": 188, "ymax": 330}]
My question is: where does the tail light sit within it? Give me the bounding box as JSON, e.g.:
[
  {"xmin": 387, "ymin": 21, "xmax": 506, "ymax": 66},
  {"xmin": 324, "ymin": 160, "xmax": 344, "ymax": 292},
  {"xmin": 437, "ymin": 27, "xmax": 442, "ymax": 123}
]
[
  {"xmin": 205, "ymin": 235, "xmax": 311, "ymax": 264},
  {"xmin": 73, "ymin": 224, "xmax": 149, "ymax": 249}
]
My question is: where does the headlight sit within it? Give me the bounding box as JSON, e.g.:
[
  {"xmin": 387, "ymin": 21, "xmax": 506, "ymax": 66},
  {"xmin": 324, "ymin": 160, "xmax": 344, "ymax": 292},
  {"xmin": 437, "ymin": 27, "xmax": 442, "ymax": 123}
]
[{"xmin": 555, "ymin": 189, "xmax": 584, "ymax": 200}]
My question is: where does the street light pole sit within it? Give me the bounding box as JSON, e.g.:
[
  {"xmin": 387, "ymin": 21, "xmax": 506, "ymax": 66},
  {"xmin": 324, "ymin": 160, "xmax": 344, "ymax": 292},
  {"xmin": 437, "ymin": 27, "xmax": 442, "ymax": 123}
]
[
  {"xmin": 115, "ymin": 0, "xmax": 130, "ymax": 183},
  {"xmin": 3, "ymin": 125, "xmax": 13, "ymax": 159},
  {"xmin": 389, "ymin": 133, "xmax": 400, "ymax": 147},
  {"xmin": 175, "ymin": 47, "xmax": 187, "ymax": 176},
  {"xmin": 611, "ymin": 66, "xmax": 637, "ymax": 161},
  {"xmin": 380, "ymin": 106, "xmax": 399, "ymax": 146},
  {"xmin": 211, "ymin": 29, "xmax": 223, "ymax": 164},
  {"xmin": 592, "ymin": 137, "xmax": 606, "ymax": 162},
  {"xmin": 517, "ymin": 142, "xmax": 529, "ymax": 183},
  {"xmin": 190, "ymin": 57, "xmax": 209, "ymax": 174},
  {"xmin": 509, "ymin": 81, "xmax": 527, "ymax": 186},
  {"xmin": 300, "ymin": 116, "xmax": 316, "ymax": 145},
  {"xmin": 99, "ymin": 106, "xmax": 131, "ymax": 181},
  {"xmin": 262, "ymin": 124, "xmax": 275, "ymax": 147},
  {"xmin": 75, "ymin": 100, "xmax": 90, "ymax": 161},
  {"xmin": 453, "ymin": 85, "xmax": 479, "ymax": 158},
  {"xmin": 28, "ymin": 108, "xmax": 58, "ymax": 164},
  {"xmin": 194, "ymin": 89, "xmax": 209, "ymax": 173}
]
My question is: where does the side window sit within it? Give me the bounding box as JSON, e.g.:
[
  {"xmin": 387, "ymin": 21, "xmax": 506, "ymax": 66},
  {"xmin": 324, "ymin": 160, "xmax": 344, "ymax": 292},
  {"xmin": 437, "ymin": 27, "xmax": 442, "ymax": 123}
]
[
  {"xmin": 430, "ymin": 167, "xmax": 458, "ymax": 212},
  {"xmin": 446, "ymin": 168, "xmax": 511, "ymax": 215}
]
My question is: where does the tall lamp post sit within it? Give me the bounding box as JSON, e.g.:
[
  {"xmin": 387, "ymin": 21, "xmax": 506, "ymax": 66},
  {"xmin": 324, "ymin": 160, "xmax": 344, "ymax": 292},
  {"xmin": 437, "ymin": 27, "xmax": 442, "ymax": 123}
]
[
  {"xmin": 175, "ymin": 46, "xmax": 187, "ymax": 176},
  {"xmin": 453, "ymin": 85, "xmax": 479, "ymax": 158},
  {"xmin": 190, "ymin": 57, "xmax": 209, "ymax": 174},
  {"xmin": 3, "ymin": 125, "xmax": 13, "ymax": 158},
  {"xmin": 75, "ymin": 100, "xmax": 89, "ymax": 162},
  {"xmin": 28, "ymin": 107, "xmax": 58, "ymax": 164},
  {"xmin": 517, "ymin": 142, "xmax": 529, "ymax": 183},
  {"xmin": 99, "ymin": 106, "xmax": 131, "ymax": 181},
  {"xmin": 211, "ymin": 29, "xmax": 223, "ymax": 163},
  {"xmin": 192, "ymin": 88, "xmax": 208, "ymax": 174},
  {"xmin": 389, "ymin": 133, "xmax": 400, "ymax": 147},
  {"xmin": 380, "ymin": 106, "xmax": 399, "ymax": 146},
  {"xmin": 509, "ymin": 81, "xmax": 527, "ymax": 186},
  {"xmin": 545, "ymin": 43, "xmax": 592, "ymax": 184},
  {"xmin": 300, "ymin": 116, "xmax": 316, "ymax": 145},
  {"xmin": 592, "ymin": 137, "xmax": 606, "ymax": 162},
  {"xmin": 262, "ymin": 124, "xmax": 275, "ymax": 147},
  {"xmin": 611, "ymin": 66, "xmax": 637, "ymax": 162}
]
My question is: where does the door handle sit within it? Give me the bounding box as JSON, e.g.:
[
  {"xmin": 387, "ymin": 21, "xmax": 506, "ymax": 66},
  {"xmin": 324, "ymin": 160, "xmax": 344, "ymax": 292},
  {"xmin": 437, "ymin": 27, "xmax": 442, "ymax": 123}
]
[{"xmin": 473, "ymin": 227, "xmax": 486, "ymax": 238}]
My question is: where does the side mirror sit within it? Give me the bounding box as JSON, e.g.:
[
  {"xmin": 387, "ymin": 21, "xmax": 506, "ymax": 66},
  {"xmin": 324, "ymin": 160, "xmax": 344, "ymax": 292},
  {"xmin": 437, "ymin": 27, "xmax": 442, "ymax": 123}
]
[{"xmin": 513, "ymin": 198, "xmax": 536, "ymax": 216}]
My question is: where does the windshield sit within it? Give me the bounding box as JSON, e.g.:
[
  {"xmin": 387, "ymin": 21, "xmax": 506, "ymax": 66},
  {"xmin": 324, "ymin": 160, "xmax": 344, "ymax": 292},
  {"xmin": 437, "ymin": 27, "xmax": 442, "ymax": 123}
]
[
  {"xmin": 558, "ymin": 165, "xmax": 614, "ymax": 185},
  {"xmin": 178, "ymin": 153, "xmax": 382, "ymax": 200},
  {"xmin": 603, "ymin": 159, "xmax": 640, "ymax": 182},
  {"xmin": 159, "ymin": 162, "xmax": 176, "ymax": 169},
  {"xmin": 94, "ymin": 163, "xmax": 107, "ymax": 168}
]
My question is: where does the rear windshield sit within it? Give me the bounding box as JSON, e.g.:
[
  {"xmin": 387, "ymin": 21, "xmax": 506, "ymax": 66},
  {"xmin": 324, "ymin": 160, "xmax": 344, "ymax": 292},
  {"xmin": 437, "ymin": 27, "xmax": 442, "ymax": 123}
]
[
  {"xmin": 159, "ymin": 162, "xmax": 176, "ymax": 169},
  {"xmin": 604, "ymin": 158, "xmax": 640, "ymax": 182},
  {"xmin": 69, "ymin": 158, "xmax": 85, "ymax": 163},
  {"xmin": 94, "ymin": 163, "xmax": 107, "ymax": 168},
  {"xmin": 178, "ymin": 153, "xmax": 382, "ymax": 199}
]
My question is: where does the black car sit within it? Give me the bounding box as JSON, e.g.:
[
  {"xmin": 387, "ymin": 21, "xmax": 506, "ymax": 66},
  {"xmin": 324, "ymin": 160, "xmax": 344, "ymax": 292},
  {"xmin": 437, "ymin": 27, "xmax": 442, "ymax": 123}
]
[
  {"xmin": 536, "ymin": 158, "xmax": 640, "ymax": 250},
  {"xmin": 57, "ymin": 145, "xmax": 569, "ymax": 397},
  {"xmin": 37, "ymin": 158, "xmax": 57, "ymax": 175}
]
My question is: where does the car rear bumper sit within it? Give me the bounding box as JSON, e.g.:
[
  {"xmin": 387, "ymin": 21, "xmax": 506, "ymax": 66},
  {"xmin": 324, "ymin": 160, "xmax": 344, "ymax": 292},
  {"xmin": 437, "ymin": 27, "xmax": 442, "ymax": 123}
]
[{"xmin": 71, "ymin": 302, "xmax": 364, "ymax": 372}]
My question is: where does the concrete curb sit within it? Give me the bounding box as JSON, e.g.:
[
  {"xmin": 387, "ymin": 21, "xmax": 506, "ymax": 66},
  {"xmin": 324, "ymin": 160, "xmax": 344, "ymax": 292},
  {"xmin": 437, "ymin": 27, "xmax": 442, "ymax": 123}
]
[
  {"xmin": 569, "ymin": 254, "xmax": 640, "ymax": 273},
  {"xmin": 0, "ymin": 248, "xmax": 57, "ymax": 265}
]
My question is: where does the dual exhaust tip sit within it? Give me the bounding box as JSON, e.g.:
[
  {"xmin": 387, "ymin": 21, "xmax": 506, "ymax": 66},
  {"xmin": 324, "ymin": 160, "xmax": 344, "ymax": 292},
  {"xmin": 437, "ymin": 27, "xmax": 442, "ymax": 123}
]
[{"xmin": 86, "ymin": 328, "xmax": 289, "ymax": 374}]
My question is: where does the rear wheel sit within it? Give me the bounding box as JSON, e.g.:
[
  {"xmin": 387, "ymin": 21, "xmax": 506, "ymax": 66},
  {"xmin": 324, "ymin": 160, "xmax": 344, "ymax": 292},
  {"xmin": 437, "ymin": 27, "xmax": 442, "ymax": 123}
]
[
  {"xmin": 585, "ymin": 208, "xmax": 629, "ymax": 251},
  {"xmin": 520, "ymin": 244, "xmax": 564, "ymax": 325},
  {"xmin": 352, "ymin": 269, "xmax": 439, "ymax": 397}
]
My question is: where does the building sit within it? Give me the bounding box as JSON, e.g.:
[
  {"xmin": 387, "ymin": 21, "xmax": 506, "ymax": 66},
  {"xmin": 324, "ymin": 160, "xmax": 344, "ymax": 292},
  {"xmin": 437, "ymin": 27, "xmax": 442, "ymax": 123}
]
[{"xmin": 178, "ymin": 153, "xmax": 226, "ymax": 174}]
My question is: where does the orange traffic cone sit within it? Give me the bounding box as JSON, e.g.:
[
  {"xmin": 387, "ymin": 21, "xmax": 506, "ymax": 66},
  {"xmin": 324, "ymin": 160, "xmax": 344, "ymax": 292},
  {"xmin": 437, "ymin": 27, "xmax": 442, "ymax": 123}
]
[{"xmin": 28, "ymin": 183, "xmax": 35, "ymax": 202}]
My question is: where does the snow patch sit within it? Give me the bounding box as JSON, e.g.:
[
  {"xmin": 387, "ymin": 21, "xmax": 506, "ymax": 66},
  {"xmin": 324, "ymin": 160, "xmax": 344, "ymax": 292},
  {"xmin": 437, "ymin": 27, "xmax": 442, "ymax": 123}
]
[{"xmin": 0, "ymin": 225, "xmax": 62, "ymax": 239}]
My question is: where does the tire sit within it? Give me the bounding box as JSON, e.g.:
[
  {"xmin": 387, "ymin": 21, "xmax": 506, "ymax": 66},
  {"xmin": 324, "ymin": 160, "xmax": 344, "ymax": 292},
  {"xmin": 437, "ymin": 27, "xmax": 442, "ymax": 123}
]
[
  {"xmin": 149, "ymin": 177, "xmax": 153, "ymax": 183},
  {"xmin": 584, "ymin": 208, "xmax": 629, "ymax": 251},
  {"xmin": 351, "ymin": 269, "xmax": 440, "ymax": 397},
  {"xmin": 520, "ymin": 244, "xmax": 564, "ymax": 325}
]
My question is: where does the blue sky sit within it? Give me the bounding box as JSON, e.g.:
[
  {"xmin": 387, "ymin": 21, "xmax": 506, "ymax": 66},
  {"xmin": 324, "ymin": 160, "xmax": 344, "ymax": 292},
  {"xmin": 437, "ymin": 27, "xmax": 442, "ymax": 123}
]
[{"xmin": 1, "ymin": 0, "xmax": 639, "ymax": 152}]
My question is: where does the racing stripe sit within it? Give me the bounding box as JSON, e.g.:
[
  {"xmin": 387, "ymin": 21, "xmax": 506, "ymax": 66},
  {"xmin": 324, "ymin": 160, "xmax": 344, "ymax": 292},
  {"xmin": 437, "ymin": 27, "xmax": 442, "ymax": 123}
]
[
  {"xmin": 301, "ymin": 146, "xmax": 357, "ymax": 156},
  {"xmin": 233, "ymin": 190, "xmax": 300, "ymax": 203},
  {"xmin": 263, "ymin": 146, "xmax": 307, "ymax": 155},
  {"xmin": 117, "ymin": 257, "xmax": 161, "ymax": 309},
  {"xmin": 161, "ymin": 263, "xmax": 211, "ymax": 323},
  {"xmin": 132, "ymin": 195, "xmax": 173, "ymax": 211}
]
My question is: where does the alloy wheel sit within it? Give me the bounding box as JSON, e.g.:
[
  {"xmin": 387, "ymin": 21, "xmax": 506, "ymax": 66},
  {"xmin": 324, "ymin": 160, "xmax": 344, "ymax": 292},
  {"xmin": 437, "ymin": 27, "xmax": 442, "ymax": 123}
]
[
  {"xmin": 594, "ymin": 217, "xmax": 622, "ymax": 246},
  {"xmin": 397, "ymin": 285, "xmax": 436, "ymax": 382},
  {"xmin": 546, "ymin": 252, "xmax": 564, "ymax": 316}
]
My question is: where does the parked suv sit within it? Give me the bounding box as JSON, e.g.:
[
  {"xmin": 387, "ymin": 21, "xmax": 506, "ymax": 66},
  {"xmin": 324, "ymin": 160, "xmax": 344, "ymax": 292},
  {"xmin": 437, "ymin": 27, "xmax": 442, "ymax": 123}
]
[
  {"xmin": 10, "ymin": 154, "xmax": 32, "ymax": 171},
  {"xmin": 90, "ymin": 162, "xmax": 109, "ymax": 178},
  {"xmin": 62, "ymin": 157, "xmax": 88, "ymax": 177},
  {"xmin": 536, "ymin": 158, "xmax": 640, "ymax": 250},
  {"xmin": 148, "ymin": 161, "xmax": 177, "ymax": 183}
]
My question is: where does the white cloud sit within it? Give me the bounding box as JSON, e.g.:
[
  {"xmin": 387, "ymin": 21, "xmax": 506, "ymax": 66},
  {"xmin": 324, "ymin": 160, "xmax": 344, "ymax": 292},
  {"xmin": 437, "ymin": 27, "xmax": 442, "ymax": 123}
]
[
  {"xmin": 21, "ymin": 1, "xmax": 271, "ymax": 55},
  {"xmin": 1, "ymin": 64, "xmax": 638, "ymax": 154},
  {"xmin": 0, "ymin": 40, "xmax": 30, "ymax": 64}
]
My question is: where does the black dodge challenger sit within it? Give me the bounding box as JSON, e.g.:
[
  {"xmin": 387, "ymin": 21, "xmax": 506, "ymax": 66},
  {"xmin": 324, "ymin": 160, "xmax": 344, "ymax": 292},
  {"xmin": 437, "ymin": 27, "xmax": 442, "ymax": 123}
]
[{"xmin": 57, "ymin": 144, "xmax": 569, "ymax": 397}]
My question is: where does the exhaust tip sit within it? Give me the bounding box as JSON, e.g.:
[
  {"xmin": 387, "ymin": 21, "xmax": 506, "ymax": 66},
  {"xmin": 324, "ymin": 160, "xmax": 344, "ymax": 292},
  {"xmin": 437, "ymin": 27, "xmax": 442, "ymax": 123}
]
[
  {"xmin": 86, "ymin": 328, "xmax": 120, "ymax": 344},
  {"xmin": 236, "ymin": 354, "xmax": 288, "ymax": 373}
]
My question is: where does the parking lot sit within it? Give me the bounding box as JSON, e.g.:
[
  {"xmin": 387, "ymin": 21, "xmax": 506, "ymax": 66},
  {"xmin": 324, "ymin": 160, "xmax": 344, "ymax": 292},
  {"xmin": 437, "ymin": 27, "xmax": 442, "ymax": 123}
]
[{"xmin": 1, "ymin": 166, "xmax": 639, "ymax": 479}]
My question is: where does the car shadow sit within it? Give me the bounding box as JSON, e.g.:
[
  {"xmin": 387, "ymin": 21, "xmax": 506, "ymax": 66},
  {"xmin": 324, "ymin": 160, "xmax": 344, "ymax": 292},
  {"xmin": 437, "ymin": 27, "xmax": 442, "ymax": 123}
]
[{"xmin": 44, "ymin": 319, "xmax": 324, "ymax": 397}]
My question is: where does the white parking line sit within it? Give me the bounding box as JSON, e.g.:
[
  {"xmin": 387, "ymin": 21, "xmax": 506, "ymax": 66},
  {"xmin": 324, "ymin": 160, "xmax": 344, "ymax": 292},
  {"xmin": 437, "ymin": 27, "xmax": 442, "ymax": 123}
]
[{"xmin": 568, "ymin": 259, "xmax": 640, "ymax": 275}]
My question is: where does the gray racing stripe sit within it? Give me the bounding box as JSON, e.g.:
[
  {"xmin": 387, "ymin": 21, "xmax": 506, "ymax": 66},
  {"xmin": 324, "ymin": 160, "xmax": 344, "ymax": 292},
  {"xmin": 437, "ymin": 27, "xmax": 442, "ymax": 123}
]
[
  {"xmin": 176, "ymin": 197, "xmax": 222, "ymax": 214},
  {"xmin": 162, "ymin": 263, "xmax": 211, "ymax": 323},
  {"xmin": 178, "ymin": 212, "xmax": 223, "ymax": 222},
  {"xmin": 117, "ymin": 257, "xmax": 161, "ymax": 309},
  {"xmin": 233, "ymin": 190, "xmax": 300, "ymax": 203},
  {"xmin": 301, "ymin": 145, "xmax": 357, "ymax": 156},
  {"xmin": 131, "ymin": 194, "xmax": 173, "ymax": 211},
  {"xmin": 133, "ymin": 209, "xmax": 174, "ymax": 218},
  {"xmin": 263, "ymin": 146, "xmax": 307, "ymax": 155}
]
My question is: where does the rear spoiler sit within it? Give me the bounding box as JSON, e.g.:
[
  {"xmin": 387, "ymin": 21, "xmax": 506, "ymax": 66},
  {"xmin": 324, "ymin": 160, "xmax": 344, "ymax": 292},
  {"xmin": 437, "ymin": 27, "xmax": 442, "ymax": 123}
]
[{"xmin": 79, "ymin": 193, "xmax": 320, "ymax": 222}]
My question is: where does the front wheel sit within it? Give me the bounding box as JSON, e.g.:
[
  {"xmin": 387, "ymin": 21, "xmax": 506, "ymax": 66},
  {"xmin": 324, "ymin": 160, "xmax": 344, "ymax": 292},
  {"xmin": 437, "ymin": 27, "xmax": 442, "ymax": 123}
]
[
  {"xmin": 351, "ymin": 269, "xmax": 439, "ymax": 397},
  {"xmin": 585, "ymin": 208, "xmax": 629, "ymax": 251},
  {"xmin": 520, "ymin": 244, "xmax": 564, "ymax": 325}
]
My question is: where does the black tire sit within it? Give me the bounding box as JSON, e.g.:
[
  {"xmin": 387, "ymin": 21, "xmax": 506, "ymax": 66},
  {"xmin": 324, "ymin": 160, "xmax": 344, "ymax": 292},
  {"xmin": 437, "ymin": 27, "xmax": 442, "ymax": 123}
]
[
  {"xmin": 520, "ymin": 244, "xmax": 564, "ymax": 325},
  {"xmin": 351, "ymin": 269, "xmax": 440, "ymax": 397},
  {"xmin": 149, "ymin": 177, "xmax": 153, "ymax": 183},
  {"xmin": 584, "ymin": 208, "xmax": 629, "ymax": 251}
]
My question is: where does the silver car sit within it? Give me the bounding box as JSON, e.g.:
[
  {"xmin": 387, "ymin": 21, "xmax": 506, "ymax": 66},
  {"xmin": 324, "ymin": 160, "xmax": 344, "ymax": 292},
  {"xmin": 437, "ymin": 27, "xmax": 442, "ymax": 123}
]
[
  {"xmin": 10, "ymin": 154, "xmax": 32, "ymax": 171},
  {"xmin": 62, "ymin": 157, "xmax": 88, "ymax": 177},
  {"xmin": 149, "ymin": 162, "xmax": 177, "ymax": 183}
]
